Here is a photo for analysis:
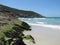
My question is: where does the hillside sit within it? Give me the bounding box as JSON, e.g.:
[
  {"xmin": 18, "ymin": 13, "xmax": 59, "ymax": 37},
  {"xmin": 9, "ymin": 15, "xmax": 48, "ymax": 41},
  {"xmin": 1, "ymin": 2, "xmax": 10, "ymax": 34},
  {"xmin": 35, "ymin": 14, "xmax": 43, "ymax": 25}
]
[
  {"xmin": 0, "ymin": 4, "xmax": 36, "ymax": 45},
  {"xmin": 0, "ymin": 4, "xmax": 45, "ymax": 18}
]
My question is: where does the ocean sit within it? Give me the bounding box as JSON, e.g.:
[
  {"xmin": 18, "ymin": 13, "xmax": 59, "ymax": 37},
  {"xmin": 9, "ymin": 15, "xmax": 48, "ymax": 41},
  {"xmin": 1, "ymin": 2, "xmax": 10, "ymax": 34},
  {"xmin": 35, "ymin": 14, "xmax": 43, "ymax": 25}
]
[{"xmin": 18, "ymin": 17, "xmax": 60, "ymax": 26}]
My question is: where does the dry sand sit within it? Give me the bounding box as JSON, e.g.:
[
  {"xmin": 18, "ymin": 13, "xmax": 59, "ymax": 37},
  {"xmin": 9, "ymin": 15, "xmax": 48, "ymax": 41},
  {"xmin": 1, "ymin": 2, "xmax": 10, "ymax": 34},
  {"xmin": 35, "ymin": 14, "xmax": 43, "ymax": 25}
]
[{"xmin": 23, "ymin": 24, "xmax": 60, "ymax": 45}]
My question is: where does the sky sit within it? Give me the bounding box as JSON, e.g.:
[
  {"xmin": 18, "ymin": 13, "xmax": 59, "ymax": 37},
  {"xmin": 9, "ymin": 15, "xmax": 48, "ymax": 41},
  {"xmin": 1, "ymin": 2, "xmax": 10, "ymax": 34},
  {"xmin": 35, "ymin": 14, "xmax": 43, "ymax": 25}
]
[{"xmin": 0, "ymin": 0, "xmax": 60, "ymax": 17}]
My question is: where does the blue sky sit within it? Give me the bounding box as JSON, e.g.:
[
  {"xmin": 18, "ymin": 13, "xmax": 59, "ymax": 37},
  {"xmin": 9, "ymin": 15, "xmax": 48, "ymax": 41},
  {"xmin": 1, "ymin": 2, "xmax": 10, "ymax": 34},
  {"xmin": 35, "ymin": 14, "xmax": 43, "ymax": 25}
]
[{"xmin": 0, "ymin": 0, "xmax": 60, "ymax": 17}]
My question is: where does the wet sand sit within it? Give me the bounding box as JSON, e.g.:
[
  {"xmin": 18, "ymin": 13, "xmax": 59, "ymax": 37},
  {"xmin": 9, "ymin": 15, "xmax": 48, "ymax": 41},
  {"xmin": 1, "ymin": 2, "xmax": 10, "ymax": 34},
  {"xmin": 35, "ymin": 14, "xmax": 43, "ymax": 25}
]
[{"xmin": 23, "ymin": 24, "xmax": 60, "ymax": 45}]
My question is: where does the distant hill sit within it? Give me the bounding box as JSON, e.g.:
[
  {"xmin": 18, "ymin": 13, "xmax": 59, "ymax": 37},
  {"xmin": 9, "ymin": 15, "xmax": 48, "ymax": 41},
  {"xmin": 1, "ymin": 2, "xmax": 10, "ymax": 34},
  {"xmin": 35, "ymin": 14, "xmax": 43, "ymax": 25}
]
[{"xmin": 0, "ymin": 4, "xmax": 45, "ymax": 18}]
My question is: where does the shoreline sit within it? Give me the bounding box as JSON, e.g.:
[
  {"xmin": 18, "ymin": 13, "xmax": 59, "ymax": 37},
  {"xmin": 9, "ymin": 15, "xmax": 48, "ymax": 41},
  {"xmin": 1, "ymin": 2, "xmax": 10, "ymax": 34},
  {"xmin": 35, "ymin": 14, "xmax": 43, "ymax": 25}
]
[
  {"xmin": 28, "ymin": 23, "xmax": 60, "ymax": 30},
  {"xmin": 24, "ymin": 23, "xmax": 60, "ymax": 45}
]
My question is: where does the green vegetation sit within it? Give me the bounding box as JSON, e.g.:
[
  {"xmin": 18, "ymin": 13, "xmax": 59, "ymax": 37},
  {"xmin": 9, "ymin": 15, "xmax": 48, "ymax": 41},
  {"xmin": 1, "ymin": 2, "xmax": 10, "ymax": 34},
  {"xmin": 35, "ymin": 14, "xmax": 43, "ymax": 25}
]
[{"xmin": 0, "ymin": 19, "xmax": 35, "ymax": 45}]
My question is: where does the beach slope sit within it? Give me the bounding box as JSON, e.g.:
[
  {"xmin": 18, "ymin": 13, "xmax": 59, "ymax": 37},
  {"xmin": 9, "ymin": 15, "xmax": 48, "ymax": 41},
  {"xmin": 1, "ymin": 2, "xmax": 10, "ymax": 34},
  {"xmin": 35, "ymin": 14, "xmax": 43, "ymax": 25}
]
[{"xmin": 24, "ymin": 24, "xmax": 60, "ymax": 45}]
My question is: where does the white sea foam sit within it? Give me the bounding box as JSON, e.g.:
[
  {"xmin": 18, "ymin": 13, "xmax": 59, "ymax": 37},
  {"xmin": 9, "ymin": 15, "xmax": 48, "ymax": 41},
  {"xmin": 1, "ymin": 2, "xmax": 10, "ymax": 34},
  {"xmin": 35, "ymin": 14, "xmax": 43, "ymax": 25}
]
[
  {"xmin": 28, "ymin": 23, "xmax": 60, "ymax": 30},
  {"xmin": 36, "ymin": 22, "xmax": 45, "ymax": 24},
  {"xmin": 33, "ymin": 18, "xmax": 46, "ymax": 19},
  {"xmin": 38, "ymin": 18, "xmax": 46, "ymax": 19}
]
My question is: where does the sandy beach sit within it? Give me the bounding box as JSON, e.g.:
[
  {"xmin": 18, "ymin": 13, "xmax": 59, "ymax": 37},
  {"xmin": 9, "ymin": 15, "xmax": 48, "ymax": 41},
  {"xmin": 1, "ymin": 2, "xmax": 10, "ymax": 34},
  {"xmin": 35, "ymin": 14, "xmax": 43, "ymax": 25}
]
[{"xmin": 23, "ymin": 23, "xmax": 60, "ymax": 45}]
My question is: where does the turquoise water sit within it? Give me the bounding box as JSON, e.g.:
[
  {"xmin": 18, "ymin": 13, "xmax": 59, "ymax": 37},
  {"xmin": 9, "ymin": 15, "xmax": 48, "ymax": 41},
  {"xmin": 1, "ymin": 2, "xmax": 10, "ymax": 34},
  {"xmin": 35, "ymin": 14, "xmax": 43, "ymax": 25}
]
[{"xmin": 18, "ymin": 17, "xmax": 60, "ymax": 25}]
